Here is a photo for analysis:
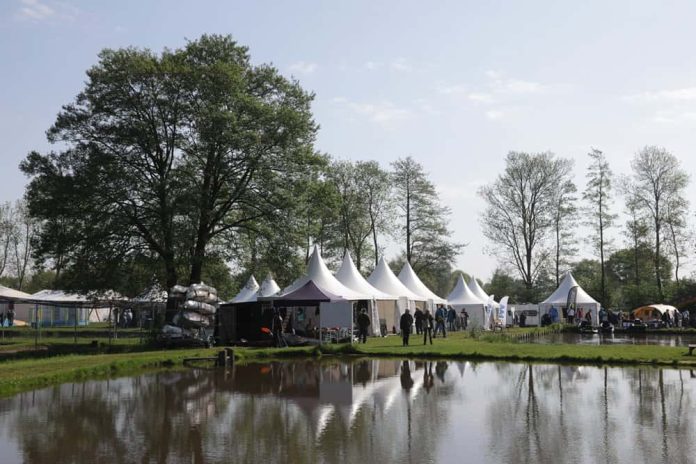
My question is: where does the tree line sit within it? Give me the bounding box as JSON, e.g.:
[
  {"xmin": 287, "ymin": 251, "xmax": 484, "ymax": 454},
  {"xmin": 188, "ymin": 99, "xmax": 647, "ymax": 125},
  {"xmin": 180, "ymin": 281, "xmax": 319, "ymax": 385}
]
[
  {"xmin": 14, "ymin": 35, "xmax": 461, "ymax": 300},
  {"xmin": 481, "ymin": 148, "xmax": 693, "ymax": 310}
]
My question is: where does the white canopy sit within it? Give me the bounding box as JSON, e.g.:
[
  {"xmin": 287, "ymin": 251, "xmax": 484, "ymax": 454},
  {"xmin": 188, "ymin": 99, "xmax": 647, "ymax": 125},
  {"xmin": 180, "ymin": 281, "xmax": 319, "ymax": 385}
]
[
  {"xmin": 335, "ymin": 252, "xmax": 396, "ymax": 300},
  {"xmin": 0, "ymin": 285, "xmax": 32, "ymax": 301},
  {"xmin": 398, "ymin": 262, "xmax": 447, "ymax": 304},
  {"xmin": 31, "ymin": 289, "xmax": 123, "ymax": 305},
  {"xmin": 258, "ymin": 274, "xmax": 281, "ymax": 298},
  {"xmin": 230, "ymin": 275, "xmax": 260, "ymax": 303},
  {"xmin": 367, "ymin": 257, "xmax": 424, "ymax": 301},
  {"xmin": 447, "ymin": 275, "xmax": 486, "ymax": 305},
  {"xmin": 467, "ymin": 277, "xmax": 490, "ymax": 302},
  {"xmin": 280, "ymin": 246, "xmax": 370, "ymax": 301},
  {"xmin": 541, "ymin": 271, "xmax": 599, "ymax": 306}
]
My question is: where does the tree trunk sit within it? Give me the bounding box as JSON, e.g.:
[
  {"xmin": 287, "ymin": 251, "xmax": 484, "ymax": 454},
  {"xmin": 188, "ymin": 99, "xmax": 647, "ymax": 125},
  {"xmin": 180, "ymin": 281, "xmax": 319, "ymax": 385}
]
[
  {"xmin": 655, "ymin": 218, "xmax": 663, "ymax": 300},
  {"xmin": 668, "ymin": 221, "xmax": 681, "ymax": 285},
  {"xmin": 405, "ymin": 181, "xmax": 412, "ymax": 264},
  {"xmin": 598, "ymin": 199, "xmax": 606, "ymax": 307}
]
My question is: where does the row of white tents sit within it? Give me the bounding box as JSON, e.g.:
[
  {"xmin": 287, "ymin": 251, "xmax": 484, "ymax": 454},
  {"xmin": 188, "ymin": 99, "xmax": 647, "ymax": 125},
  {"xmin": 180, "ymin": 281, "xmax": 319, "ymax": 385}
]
[{"xmin": 225, "ymin": 246, "xmax": 509, "ymax": 336}]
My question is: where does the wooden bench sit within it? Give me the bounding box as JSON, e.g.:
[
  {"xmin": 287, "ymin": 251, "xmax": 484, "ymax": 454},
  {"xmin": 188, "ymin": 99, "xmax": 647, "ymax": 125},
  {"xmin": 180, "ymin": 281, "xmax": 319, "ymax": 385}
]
[{"xmin": 688, "ymin": 344, "xmax": 696, "ymax": 356}]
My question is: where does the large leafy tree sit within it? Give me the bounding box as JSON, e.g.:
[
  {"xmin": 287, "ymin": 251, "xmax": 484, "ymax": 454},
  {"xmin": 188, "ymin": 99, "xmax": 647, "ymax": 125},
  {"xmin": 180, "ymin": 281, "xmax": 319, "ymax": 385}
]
[
  {"xmin": 479, "ymin": 151, "xmax": 573, "ymax": 296},
  {"xmin": 21, "ymin": 35, "xmax": 319, "ymax": 294}
]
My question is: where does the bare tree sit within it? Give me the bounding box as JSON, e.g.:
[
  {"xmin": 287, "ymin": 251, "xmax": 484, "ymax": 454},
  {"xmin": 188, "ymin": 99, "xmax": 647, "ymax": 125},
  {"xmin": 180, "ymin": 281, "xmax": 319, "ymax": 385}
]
[
  {"xmin": 582, "ymin": 149, "xmax": 616, "ymax": 306},
  {"xmin": 626, "ymin": 146, "xmax": 689, "ymax": 299},
  {"xmin": 10, "ymin": 201, "xmax": 37, "ymax": 290},
  {"xmin": 552, "ymin": 178, "xmax": 577, "ymax": 287},
  {"xmin": 479, "ymin": 151, "xmax": 573, "ymax": 293},
  {"xmin": 354, "ymin": 161, "xmax": 394, "ymax": 268},
  {"xmin": 0, "ymin": 202, "xmax": 13, "ymax": 277}
]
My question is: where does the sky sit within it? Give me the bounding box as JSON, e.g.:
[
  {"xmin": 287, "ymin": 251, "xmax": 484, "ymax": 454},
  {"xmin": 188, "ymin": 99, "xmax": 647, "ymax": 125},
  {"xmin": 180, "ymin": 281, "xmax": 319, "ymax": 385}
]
[{"xmin": 1, "ymin": 0, "xmax": 695, "ymax": 282}]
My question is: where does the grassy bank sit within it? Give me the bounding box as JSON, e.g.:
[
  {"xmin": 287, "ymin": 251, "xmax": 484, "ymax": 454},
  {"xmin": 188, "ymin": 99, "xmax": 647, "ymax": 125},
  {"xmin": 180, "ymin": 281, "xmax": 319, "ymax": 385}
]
[{"xmin": 1, "ymin": 330, "xmax": 695, "ymax": 398}]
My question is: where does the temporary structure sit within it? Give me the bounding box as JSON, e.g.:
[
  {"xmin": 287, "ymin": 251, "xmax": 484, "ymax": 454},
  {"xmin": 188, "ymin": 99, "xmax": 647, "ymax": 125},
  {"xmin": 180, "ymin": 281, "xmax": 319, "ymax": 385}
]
[
  {"xmin": 0, "ymin": 285, "xmax": 33, "ymax": 325},
  {"xmin": 446, "ymin": 275, "xmax": 486, "ymax": 328},
  {"xmin": 276, "ymin": 247, "xmax": 370, "ymax": 333},
  {"xmin": 632, "ymin": 304, "xmax": 678, "ymax": 322},
  {"xmin": 30, "ymin": 289, "xmax": 120, "ymax": 326},
  {"xmin": 335, "ymin": 252, "xmax": 397, "ymax": 336},
  {"xmin": 219, "ymin": 274, "xmax": 281, "ymax": 343},
  {"xmin": 539, "ymin": 271, "xmax": 601, "ymax": 325},
  {"xmin": 397, "ymin": 262, "xmax": 447, "ymax": 310},
  {"xmin": 367, "ymin": 257, "xmax": 424, "ymax": 333},
  {"xmin": 468, "ymin": 277, "xmax": 490, "ymax": 303},
  {"xmin": 230, "ymin": 276, "xmax": 260, "ymax": 304}
]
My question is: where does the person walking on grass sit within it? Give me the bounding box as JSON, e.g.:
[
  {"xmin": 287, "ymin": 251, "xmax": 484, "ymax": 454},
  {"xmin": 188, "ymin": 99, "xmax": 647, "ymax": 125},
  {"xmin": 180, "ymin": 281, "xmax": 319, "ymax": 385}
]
[
  {"xmin": 423, "ymin": 309, "xmax": 434, "ymax": 345},
  {"xmin": 357, "ymin": 308, "xmax": 370, "ymax": 343},
  {"xmin": 447, "ymin": 305, "xmax": 457, "ymax": 332},
  {"xmin": 400, "ymin": 309, "xmax": 414, "ymax": 346}
]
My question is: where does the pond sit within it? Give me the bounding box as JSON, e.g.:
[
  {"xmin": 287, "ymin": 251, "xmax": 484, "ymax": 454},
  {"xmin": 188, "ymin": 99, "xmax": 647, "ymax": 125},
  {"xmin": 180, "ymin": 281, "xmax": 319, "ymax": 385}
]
[
  {"xmin": 524, "ymin": 332, "xmax": 696, "ymax": 347},
  {"xmin": 1, "ymin": 359, "xmax": 695, "ymax": 463}
]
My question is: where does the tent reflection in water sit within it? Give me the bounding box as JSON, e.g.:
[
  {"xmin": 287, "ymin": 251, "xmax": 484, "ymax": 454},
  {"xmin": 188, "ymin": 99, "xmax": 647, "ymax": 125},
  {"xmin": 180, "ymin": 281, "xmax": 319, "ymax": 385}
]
[
  {"xmin": 631, "ymin": 304, "xmax": 678, "ymax": 322},
  {"xmin": 539, "ymin": 271, "xmax": 600, "ymax": 325}
]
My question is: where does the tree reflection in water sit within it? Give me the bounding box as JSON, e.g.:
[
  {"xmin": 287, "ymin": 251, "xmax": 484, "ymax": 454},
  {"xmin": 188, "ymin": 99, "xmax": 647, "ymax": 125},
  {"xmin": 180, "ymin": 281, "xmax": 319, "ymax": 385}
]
[{"xmin": 0, "ymin": 360, "xmax": 694, "ymax": 464}]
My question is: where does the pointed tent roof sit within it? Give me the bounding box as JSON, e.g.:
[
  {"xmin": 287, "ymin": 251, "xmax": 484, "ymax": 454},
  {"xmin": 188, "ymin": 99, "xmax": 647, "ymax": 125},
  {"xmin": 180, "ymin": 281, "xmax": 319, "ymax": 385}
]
[
  {"xmin": 276, "ymin": 280, "xmax": 346, "ymax": 305},
  {"xmin": 467, "ymin": 276, "xmax": 490, "ymax": 302},
  {"xmin": 231, "ymin": 275, "xmax": 260, "ymax": 303},
  {"xmin": 398, "ymin": 262, "xmax": 447, "ymax": 304},
  {"xmin": 367, "ymin": 257, "xmax": 424, "ymax": 301},
  {"xmin": 541, "ymin": 271, "xmax": 600, "ymax": 305},
  {"xmin": 335, "ymin": 252, "xmax": 397, "ymax": 300},
  {"xmin": 447, "ymin": 275, "xmax": 486, "ymax": 305},
  {"xmin": 258, "ymin": 274, "xmax": 281, "ymax": 298},
  {"xmin": 279, "ymin": 246, "xmax": 369, "ymax": 301},
  {"xmin": 0, "ymin": 285, "xmax": 32, "ymax": 301}
]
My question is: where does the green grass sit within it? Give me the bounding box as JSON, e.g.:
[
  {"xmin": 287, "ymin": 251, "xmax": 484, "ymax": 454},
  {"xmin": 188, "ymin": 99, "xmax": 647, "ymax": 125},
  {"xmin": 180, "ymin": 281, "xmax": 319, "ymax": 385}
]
[{"xmin": 0, "ymin": 329, "xmax": 695, "ymax": 398}]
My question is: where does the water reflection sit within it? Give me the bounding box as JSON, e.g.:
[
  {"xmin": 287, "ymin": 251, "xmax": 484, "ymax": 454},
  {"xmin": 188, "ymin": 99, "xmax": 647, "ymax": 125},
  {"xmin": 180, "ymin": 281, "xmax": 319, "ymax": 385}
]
[
  {"xmin": 0, "ymin": 360, "xmax": 694, "ymax": 464},
  {"xmin": 526, "ymin": 332, "xmax": 696, "ymax": 346}
]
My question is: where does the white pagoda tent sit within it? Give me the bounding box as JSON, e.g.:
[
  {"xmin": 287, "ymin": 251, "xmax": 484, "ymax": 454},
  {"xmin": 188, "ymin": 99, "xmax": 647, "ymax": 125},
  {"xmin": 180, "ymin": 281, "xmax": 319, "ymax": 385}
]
[
  {"xmin": 367, "ymin": 257, "xmax": 424, "ymax": 333},
  {"xmin": 230, "ymin": 276, "xmax": 260, "ymax": 304},
  {"xmin": 446, "ymin": 275, "xmax": 486, "ymax": 328},
  {"xmin": 335, "ymin": 252, "xmax": 397, "ymax": 336},
  {"xmin": 397, "ymin": 262, "xmax": 447, "ymax": 311},
  {"xmin": 277, "ymin": 247, "xmax": 370, "ymax": 331},
  {"xmin": 258, "ymin": 274, "xmax": 281, "ymax": 299},
  {"xmin": 0, "ymin": 285, "xmax": 33, "ymax": 324},
  {"xmin": 540, "ymin": 271, "xmax": 600, "ymax": 325}
]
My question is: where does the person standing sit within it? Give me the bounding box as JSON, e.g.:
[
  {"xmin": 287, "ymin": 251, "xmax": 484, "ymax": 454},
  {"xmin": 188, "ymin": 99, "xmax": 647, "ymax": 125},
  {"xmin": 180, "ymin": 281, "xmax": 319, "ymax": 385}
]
[
  {"xmin": 447, "ymin": 306, "xmax": 457, "ymax": 332},
  {"xmin": 567, "ymin": 305, "xmax": 575, "ymax": 325},
  {"xmin": 272, "ymin": 309, "xmax": 286, "ymax": 347},
  {"xmin": 423, "ymin": 309, "xmax": 434, "ymax": 345},
  {"xmin": 434, "ymin": 305, "xmax": 447, "ymax": 338},
  {"xmin": 414, "ymin": 308, "xmax": 424, "ymax": 335},
  {"xmin": 400, "ymin": 309, "xmax": 414, "ymax": 346},
  {"xmin": 461, "ymin": 308, "xmax": 469, "ymax": 329},
  {"xmin": 357, "ymin": 308, "xmax": 371, "ymax": 343}
]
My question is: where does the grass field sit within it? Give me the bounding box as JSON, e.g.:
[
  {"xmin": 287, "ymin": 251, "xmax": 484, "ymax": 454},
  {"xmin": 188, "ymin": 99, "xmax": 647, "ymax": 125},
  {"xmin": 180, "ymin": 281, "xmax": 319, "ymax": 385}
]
[{"xmin": 1, "ymin": 328, "xmax": 695, "ymax": 398}]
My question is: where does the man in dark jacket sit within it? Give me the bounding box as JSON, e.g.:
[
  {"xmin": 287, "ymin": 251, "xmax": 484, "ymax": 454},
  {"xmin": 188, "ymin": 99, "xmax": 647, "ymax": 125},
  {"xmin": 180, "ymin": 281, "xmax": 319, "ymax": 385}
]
[
  {"xmin": 423, "ymin": 309, "xmax": 434, "ymax": 345},
  {"xmin": 414, "ymin": 308, "xmax": 424, "ymax": 335},
  {"xmin": 400, "ymin": 309, "xmax": 414, "ymax": 346},
  {"xmin": 357, "ymin": 308, "xmax": 371, "ymax": 343}
]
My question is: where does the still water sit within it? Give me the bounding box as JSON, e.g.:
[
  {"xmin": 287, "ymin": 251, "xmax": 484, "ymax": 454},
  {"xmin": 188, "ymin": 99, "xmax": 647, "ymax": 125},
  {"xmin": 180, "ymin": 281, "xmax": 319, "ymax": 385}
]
[
  {"xmin": 0, "ymin": 360, "xmax": 695, "ymax": 464},
  {"xmin": 526, "ymin": 332, "xmax": 696, "ymax": 346}
]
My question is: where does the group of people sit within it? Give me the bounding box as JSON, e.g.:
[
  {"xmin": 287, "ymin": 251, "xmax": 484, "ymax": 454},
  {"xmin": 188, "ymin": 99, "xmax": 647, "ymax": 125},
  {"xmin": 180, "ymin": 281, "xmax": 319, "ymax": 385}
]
[
  {"xmin": 398, "ymin": 304, "xmax": 469, "ymax": 346},
  {"xmin": 0, "ymin": 308, "xmax": 15, "ymax": 327}
]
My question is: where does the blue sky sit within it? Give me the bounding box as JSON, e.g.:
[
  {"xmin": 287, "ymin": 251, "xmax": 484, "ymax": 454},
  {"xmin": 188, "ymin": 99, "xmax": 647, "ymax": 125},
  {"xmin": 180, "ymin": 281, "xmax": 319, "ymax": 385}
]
[{"xmin": 1, "ymin": 0, "xmax": 695, "ymax": 281}]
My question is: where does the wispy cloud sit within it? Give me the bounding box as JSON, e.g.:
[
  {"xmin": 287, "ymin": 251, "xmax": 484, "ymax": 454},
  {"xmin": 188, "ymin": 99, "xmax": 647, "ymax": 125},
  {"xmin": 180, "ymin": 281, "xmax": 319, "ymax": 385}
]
[
  {"xmin": 438, "ymin": 70, "xmax": 554, "ymax": 121},
  {"xmin": 362, "ymin": 58, "xmax": 413, "ymax": 73},
  {"xmin": 623, "ymin": 87, "xmax": 696, "ymax": 103},
  {"xmin": 389, "ymin": 58, "xmax": 412, "ymax": 72},
  {"xmin": 288, "ymin": 61, "xmax": 318, "ymax": 75},
  {"xmin": 15, "ymin": 0, "xmax": 78, "ymax": 22},
  {"xmin": 332, "ymin": 97, "xmax": 414, "ymax": 126},
  {"xmin": 652, "ymin": 109, "xmax": 696, "ymax": 125}
]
